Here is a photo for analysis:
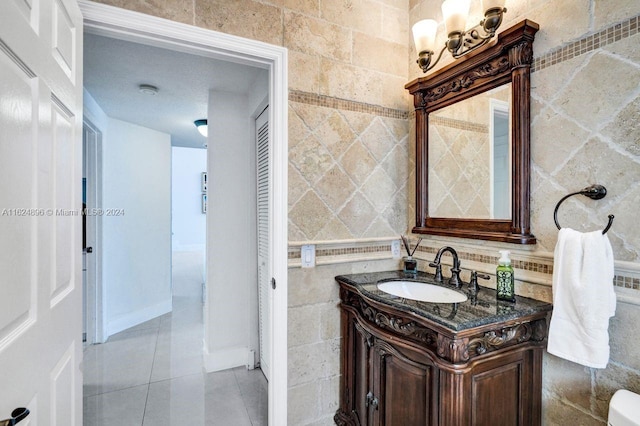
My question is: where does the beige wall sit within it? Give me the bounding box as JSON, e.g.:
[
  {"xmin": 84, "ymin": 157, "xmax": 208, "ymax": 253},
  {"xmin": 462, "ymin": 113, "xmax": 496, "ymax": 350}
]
[
  {"xmin": 92, "ymin": 0, "xmax": 640, "ymax": 424},
  {"xmin": 288, "ymin": 101, "xmax": 411, "ymax": 240},
  {"xmin": 409, "ymin": 1, "xmax": 640, "ymax": 424}
]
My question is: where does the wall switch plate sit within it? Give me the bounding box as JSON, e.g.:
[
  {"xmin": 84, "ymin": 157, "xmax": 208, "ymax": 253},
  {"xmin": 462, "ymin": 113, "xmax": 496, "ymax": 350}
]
[
  {"xmin": 301, "ymin": 244, "xmax": 315, "ymax": 268},
  {"xmin": 391, "ymin": 240, "xmax": 402, "ymax": 259}
]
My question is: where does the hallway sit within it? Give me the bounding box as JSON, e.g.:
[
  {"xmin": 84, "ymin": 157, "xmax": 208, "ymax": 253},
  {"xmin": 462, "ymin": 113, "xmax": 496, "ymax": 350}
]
[{"xmin": 83, "ymin": 252, "xmax": 267, "ymax": 425}]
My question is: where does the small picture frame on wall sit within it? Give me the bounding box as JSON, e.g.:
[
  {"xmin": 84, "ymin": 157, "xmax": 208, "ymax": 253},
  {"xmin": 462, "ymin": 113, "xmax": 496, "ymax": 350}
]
[
  {"xmin": 202, "ymin": 193, "xmax": 207, "ymax": 214},
  {"xmin": 201, "ymin": 172, "xmax": 207, "ymax": 192}
]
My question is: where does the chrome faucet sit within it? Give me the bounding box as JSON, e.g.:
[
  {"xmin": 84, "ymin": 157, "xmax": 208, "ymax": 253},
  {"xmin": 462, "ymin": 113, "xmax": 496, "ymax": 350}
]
[{"xmin": 429, "ymin": 246, "xmax": 462, "ymax": 288}]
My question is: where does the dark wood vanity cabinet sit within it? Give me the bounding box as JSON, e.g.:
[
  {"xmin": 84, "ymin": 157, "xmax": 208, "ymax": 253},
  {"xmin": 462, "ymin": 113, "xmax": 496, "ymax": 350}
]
[
  {"xmin": 350, "ymin": 319, "xmax": 438, "ymax": 426},
  {"xmin": 334, "ymin": 277, "xmax": 550, "ymax": 426}
]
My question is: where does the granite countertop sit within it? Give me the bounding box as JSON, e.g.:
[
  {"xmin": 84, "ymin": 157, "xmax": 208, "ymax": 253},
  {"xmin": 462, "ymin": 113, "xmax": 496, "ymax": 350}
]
[{"xmin": 336, "ymin": 270, "xmax": 552, "ymax": 332}]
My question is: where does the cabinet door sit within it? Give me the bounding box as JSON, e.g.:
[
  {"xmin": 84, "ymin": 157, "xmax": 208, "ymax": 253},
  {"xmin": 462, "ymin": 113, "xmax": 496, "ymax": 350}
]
[
  {"xmin": 370, "ymin": 340, "xmax": 436, "ymax": 426},
  {"xmin": 468, "ymin": 349, "xmax": 540, "ymax": 426},
  {"xmin": 352, "ymin": 321, "xmax": 372, "ymax": 425}
]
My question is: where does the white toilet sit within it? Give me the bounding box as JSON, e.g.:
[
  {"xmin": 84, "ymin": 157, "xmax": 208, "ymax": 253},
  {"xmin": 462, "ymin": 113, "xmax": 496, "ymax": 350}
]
[{"xmin": 609, "ymin": 389, "xmax": 640, "ymax": 426}]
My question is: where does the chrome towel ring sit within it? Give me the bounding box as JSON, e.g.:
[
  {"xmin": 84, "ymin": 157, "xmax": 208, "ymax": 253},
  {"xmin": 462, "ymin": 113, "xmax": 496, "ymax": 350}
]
[{"xmin": 553, "ymin": 184, "xmax": 614, "ymax": 235}]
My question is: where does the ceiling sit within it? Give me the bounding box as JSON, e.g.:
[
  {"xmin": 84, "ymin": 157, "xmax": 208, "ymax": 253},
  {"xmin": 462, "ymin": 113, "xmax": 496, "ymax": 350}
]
[{"xmin": 83, "ymin": 32, "xmax": 266, "ymax": 149}]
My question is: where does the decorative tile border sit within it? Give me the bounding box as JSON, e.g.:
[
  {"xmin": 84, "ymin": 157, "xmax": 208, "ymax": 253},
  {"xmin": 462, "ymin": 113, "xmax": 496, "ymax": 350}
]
[
  {"xmin": 615, "ymin": 275, "xmax": 640, "ymax": 290},
  {"xmin": 289, "ymin": 240, "xmax": 638, "ymax": 293},
  {"xmin": 431, "ymin": 115, "xmax": 488, "ymax": 133},
  {"xmin": 414, "ymin": 245, "xmax": 553, "ymax": 274},
  {"xmin": 288, "ymin": 244, "xmax": 391, "ymax": 259},
  {"xmin": 533, "ymin": 15, "xmax": 640, "ymax": 73},
  {"xmin": 288, "ymin": 90, "xmax": 409, "ymax": 120},
  {"xmin": 289, "ymin": 241, "xmax": 555, "ymax": 274},
  {"xmin": 316, "ymin": 245, "xmax": 389, "ymax": 257}
]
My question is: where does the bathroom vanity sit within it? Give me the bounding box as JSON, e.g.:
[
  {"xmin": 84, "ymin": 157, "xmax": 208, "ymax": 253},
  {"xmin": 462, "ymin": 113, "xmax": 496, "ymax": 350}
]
[{"xmin": 334, "ymin": 271, "xmax": 552, "ymax": 426}]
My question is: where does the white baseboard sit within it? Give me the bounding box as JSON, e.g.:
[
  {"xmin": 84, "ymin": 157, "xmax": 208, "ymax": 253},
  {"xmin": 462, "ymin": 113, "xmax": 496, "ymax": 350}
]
[
  {"xmin": 203, "ymin": 346, "xmax": 249, "ymax": 372},
  {"xmin": 106, "ymin": 299, "xmax": 172, "ymax": 337}
]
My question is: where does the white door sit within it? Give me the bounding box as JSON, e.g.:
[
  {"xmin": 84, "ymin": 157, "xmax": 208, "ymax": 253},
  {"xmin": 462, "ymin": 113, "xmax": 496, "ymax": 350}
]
[
  {"xmin": 0, "ymin": 0, "xmax": 83, "ymax": 425},
  {"xmin": 256, "ymin": 106, "xmax": 270, "ymax": 381}
]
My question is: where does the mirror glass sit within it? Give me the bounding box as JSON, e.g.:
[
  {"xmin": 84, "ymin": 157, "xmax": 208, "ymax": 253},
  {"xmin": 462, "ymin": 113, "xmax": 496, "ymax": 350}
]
[{"xmin": 428, "ymin": 83, "xmax": 512, "ymax": 219}]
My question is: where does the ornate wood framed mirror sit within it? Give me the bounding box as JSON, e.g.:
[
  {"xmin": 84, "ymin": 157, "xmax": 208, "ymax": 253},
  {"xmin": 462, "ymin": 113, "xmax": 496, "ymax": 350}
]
[{"xmin": 406, "ymin": 20, "xmax": 539, "ymax": 244}]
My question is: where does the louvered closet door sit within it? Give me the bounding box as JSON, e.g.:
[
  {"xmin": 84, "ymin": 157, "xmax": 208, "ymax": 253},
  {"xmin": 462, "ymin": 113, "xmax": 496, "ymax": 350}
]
[{"xmin": 256, "ymin": 106, "xmax": 270, "ymax": 381}]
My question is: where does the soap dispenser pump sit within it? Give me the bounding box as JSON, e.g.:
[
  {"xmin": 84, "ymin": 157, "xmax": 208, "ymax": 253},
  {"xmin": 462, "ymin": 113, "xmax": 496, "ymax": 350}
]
[{"xmin": 496, "ymin": 250, "xmax": 515, "ymax": 302}]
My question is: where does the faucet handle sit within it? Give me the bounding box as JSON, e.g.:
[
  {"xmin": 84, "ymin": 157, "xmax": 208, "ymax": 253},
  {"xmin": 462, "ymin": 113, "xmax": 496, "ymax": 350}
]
[
  {"xmin": 428, "ymin": 262, "xmax": 443, "ymax": 282},
  {"xmin": 469, "ymin": 271, "xmax": 490, "ymax": 295},
  {"xmin": 449, "ymin": 265, "xmax": 462, "ymax": 288}
]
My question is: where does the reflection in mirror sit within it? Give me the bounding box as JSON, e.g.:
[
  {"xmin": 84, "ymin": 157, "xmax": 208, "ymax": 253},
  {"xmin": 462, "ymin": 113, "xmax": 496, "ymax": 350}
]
[
  {"xmin": 491, "ymin": 98, "xmax": 510, "ymax": 219},
  {"xmin": 428, "ymin": 84, "xmax": 511, "ymax": 219}
]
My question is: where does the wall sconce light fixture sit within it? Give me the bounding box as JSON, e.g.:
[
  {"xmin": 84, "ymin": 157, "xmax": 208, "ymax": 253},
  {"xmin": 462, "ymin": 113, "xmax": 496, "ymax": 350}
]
[
  {"xmin": 194, "ymin": 119, "xmax": 208, "ymax": 137},
  {"xmin": 412, "ymin": 0, "xmax": 507, "ymax": 73}
]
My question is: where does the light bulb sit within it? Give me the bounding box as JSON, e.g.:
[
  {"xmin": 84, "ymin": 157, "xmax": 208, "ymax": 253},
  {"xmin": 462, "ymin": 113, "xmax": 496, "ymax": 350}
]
[{"xmin": 412, "ymin": 19, "xmax": 438, "ymax": 54}]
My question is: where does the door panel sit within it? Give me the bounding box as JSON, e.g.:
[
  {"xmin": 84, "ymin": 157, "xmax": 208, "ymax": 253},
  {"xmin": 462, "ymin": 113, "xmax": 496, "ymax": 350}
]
[
  {"xmin": 0, "ymin": 48, "xmax": 37, "ymax": 351},
  {"xmin": 0, "ymin": 0, "xmax": 83, "ymax": 424},
  {"xmin": 51, "ymin": 343, "xmax": 76, "ymax": 426},
  {"xmin": 372, "ymin": 340, "xmax": 435, "ymax": 426},
  {"xmin": 52, "ymin": 0, "xmax": 77, "ymax": 78},
  {"xmin": 471, "ymin": 360, "xmax": 522, "ymax": 426},
  {"xmin": 51, "ymin": 98, "xmax": 75, "ymax": 306},
  {"xmin": 11, "ymin": 0, "xmax": 36, "ymax": 26}
]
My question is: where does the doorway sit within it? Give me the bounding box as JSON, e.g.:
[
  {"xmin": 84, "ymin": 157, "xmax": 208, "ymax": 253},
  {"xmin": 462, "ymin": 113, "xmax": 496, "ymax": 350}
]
[
  {"xmin": 490, "ymin": 99, "xmax": 510, "ymax": 219},
  {"xmin": 79, "ymin": 2, "xmax": 289, "ymax": 424}
]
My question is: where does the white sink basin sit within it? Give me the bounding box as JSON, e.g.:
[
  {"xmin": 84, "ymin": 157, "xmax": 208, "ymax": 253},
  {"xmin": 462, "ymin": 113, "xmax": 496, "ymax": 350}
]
[{"xmin": 377, "ymin": 280, "xmax": 468, "ymax": 304}]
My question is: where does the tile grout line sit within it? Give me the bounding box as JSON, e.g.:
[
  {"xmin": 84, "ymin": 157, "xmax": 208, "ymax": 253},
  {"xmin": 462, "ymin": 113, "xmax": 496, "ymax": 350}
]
[
  {"xmin": 233, "ymin": 368, "xmax": 257, "ymax": 426},
  {"xmin": 234, "ymin": 367, "xmax": 268, "ymax": 426},
  {"xmin": 140, "ymin": 324, "xmax": 163, "ymax": 425}
]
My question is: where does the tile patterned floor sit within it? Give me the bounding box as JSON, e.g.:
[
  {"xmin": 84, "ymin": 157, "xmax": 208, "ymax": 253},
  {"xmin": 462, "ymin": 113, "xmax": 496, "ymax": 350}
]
[{"xmin": 83, "ymin": 253, "xmax": 267, "ymax": 425}]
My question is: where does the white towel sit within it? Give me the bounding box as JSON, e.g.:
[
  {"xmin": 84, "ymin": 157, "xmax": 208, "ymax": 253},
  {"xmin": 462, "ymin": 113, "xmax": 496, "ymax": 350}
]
[{"xmin": 547, "ymin": 227, "xmax": 616, "ymax": 368}]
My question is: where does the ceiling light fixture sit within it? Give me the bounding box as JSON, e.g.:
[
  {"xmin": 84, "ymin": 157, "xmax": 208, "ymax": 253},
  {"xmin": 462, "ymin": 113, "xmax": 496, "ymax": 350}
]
[
  {"xmin": 412, "ymin": 0, "xmax": 507, "ymax": 73},
  {"xmin": 138, "ymin": 84, "xmax": 159, "ymax": 95},
  {"xmin": 194, "ymin": 119, "xmax": 208, "ymax": 137}
]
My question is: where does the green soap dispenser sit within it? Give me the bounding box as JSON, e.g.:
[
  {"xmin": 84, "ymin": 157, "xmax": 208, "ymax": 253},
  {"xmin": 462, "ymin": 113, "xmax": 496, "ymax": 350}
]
[{"xmin": 496, "ymin": 250, "xmax": 515, "ymax": 302}]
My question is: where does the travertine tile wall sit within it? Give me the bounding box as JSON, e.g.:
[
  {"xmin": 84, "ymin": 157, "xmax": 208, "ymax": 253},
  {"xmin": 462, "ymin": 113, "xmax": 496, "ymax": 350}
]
[
  {"xmin": 93, "ymin": 0, "xmax": 640, "ymax": 424},
  {"xmin": 409, "ymin": 1, "xmax": 640, "ymax": 262},
  {"xmin": 288, "ymin": 258, "xmax": 399, "ymax": 425},
  {"xmin": 408, "ymin": 1, "xmax": 640, "ymax": 424},
  {"xmin": 288, "ymin": 101, "xmax": 411, "ymax": 240}
]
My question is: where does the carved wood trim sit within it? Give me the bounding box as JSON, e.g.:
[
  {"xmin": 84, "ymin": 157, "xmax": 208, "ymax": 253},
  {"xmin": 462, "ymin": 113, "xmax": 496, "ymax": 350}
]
[
  {"xmin": 466, "ymin": 319, "xmax": 547, "ymax": 357},
  {"xmin": 373, "ymin": 339, "xmax": 431, "ymax": 371},
  {"xmin": 509, "ymin": 40, "xmax": 534, "ymax": 68},
  {"xmin": 362, "ymin": 303, "xmax": 437, "ymax": 345},
  {"xmin": 437, "ymin": 334, "xmax": 471, "ymax": 363},
  {"xmin": 422, "ymin": 54, "xmax": 510, "ymax": 104},
  {"xmin": 333, "ymin": 410, "xmax": 361, "ymax": 426},
  {"xmin": 345, "ymin": 290, "xmax": 439, "ymax": 348},
  {"xmin": 341, "ymin": 285, "xmax": 548, "ymax": 363},
  {"xmin": 354, "ymin": 321, "xmax": 374, "ymax": 348}
]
